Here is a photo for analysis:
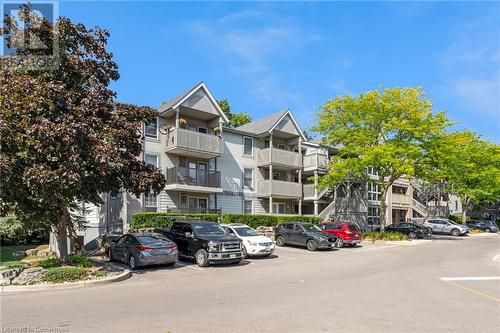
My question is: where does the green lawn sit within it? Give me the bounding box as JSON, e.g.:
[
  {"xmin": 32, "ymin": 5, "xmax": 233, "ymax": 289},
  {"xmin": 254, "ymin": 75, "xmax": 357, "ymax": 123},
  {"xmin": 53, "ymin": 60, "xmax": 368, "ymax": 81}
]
[{"xmin": 0, "ymin": 244, "xmax": 49, "ymax": 263}]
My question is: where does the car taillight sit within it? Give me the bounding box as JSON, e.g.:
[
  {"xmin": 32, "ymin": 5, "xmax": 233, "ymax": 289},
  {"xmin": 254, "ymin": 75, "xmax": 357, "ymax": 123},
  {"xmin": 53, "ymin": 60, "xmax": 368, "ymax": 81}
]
[
  {"xmin": 169, "ymin": 244, "xmax": 177, "ymax": 250},
  {"xmin": 136, "ymin": 245, "xmax": 154, "ymax": 251}
]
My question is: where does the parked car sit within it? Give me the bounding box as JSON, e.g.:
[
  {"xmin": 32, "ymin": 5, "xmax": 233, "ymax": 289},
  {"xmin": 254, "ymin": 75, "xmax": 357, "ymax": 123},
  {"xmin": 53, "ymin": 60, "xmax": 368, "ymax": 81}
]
[
  {"xmin": 466, "ymin": 220, "xmax": 499, "ymax": 233},
  {"xmin": 275, "ymin": 222, "xmax": 337, "ymax": 251},
  {"xmin": 385, "ymin": 223, "xmax": 432, "ymax": 239},
  {"xmin": 157, "ymin": 220, "xmax": 243, "ymax": 267},
  {"xmin": 107, "ymin": 232, "xmax": 178, "ymax": 269},
  {"xmin": 319, "ymin": 222, "xmax": 362, "ymax": 248},
  {"xmin": 423, "ymin": 218, "xmax": 470, "ymax": 236},
  {"xmin": 221, "ymin": 224, "xmax": 274, "ymax": 258}
]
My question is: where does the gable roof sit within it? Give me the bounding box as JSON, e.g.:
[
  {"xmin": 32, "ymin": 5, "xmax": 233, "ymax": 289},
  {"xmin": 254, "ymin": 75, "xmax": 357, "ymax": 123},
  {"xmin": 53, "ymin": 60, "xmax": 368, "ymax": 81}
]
[
  {"xmin": 236, "ymin": 109, "xmax": 307, "ymax": 141},
  {"xmin": 158, "ymin": 82, "xmax": 229, "ymax": 123}
]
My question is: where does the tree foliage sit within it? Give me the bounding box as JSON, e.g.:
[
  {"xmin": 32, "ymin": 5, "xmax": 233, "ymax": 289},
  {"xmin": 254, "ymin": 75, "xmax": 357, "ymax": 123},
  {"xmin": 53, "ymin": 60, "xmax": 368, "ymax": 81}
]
[
  {"xmin": 0, "ymin": 6, "xmax": 166, "ymax": 261},
  {"xmin": 312, "ymin": 87, "xmax": 451, "ymax": 230},
  {"xmin": 218, "ymin": 98, "xmax": 252, "ymax": 127},
  {"xmin": 424, "ymin": 131, "xmax": 500, "ymax": 222}
]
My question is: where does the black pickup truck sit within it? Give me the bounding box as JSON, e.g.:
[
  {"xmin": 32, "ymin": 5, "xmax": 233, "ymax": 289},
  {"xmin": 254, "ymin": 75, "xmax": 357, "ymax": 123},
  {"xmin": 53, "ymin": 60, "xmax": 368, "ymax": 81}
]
[{"xmin": 156, "ymin": 220, "xmax": 243, "ymax": 267}]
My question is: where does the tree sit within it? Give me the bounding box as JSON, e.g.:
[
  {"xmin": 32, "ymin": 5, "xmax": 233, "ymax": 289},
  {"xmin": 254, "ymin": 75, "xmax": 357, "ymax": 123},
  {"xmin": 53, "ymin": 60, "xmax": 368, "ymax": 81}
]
[
  {"xmin": 0, "ymin": 6, "xmax": 166, "ymax": 262},
  {"xmin": 218, "ymin": 99, "xmax": 252, "ymax": 127},
  {"xmin": 425, "ymin": 131, "xmax": 500, "ymax": 223},
  {"xmin": 312, "ymin": 87, "xmax": 451, "ymax": 231}
]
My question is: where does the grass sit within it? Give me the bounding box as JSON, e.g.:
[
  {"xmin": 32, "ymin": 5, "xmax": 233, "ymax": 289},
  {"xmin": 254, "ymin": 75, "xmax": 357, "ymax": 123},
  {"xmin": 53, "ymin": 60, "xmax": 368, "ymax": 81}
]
[
  {"xmin": 94, "ymin": 270, "xmax": 110, "ymax": 278},
  {"xmin": 0, "ymin": 244, "xmax": 50, "ymax": 263},
  {"xmin": 41, "ymin": 267, "xmax": 89, "ymax": 283},
  {"xmin": 2, "ymin": 260, "xmax": 26, "ymax": 269},
  {"xmin": 363, "ymin": 231, "xmax": 408, "ymax": 241}
]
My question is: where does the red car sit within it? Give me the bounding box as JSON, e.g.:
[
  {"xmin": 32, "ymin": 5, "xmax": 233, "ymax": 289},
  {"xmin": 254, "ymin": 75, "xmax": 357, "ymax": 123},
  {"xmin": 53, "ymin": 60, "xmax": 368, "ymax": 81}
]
[{"xmin": 320, "ymin": 222, "xmax": 362, "ymax": 248}]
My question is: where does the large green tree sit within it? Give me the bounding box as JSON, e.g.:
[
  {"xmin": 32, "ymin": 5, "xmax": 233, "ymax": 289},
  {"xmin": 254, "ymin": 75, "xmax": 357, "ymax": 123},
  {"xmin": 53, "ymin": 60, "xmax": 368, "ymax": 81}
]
[
  {"xmin": 218, "ymin": 99, "xmax": 252, "ymax": 127},
  {"xmin": 312, "ymin": 87, "xmax": 451, "ymax": 231},
  {"xmin": 0, "ymin": 6, "xmax": 166, "ymax": 262},
  {"xmin": 425, "ymin": 131, "xmax": 500, "ymax": 223}
]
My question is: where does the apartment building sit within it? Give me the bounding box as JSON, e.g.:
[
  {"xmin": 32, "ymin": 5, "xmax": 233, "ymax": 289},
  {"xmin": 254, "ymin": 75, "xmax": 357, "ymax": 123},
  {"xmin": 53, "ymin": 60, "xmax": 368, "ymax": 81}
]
[{"xmin": 75, "ymin": 82, "xmax": 452, "ymax": 246}]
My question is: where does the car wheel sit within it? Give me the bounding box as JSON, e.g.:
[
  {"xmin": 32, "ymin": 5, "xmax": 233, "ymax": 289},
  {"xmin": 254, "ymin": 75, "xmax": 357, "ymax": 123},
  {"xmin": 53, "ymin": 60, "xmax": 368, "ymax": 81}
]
[
  {"xmin": 485, "ymin": 228, "xmax": 491, "ymax": 233},
  {"xmin": 242, "ymin": 245, "xmax": 248, "ymax": 258},
  {"xmin": 408, "ymin": 232, "xmax": 417, "ymax": 239},
  {"xmin": 335, "ymin": 237, "xmax": 344, "ymax": 248},
  {"xmin": 451, "ymin": 228, "xmax": 460, "ymax": 237},
  {"xmin": 276, "ymin": 235, "xmax": 285, "ymax": 247},
  {"xmin": 128, "ymin": 255, "xmax": 138, "ymax": 270},
  {"xmin": 306, "ymin": 239, "xmax": 318, "ymax": 251},
  {"xmin": 195, "ymin": 249, "xmax": 210, "ymax": 267}
]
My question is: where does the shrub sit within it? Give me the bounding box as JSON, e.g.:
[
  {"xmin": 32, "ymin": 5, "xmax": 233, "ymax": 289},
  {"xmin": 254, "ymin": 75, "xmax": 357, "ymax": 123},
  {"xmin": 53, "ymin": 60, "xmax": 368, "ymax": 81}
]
[
  {"xmin": 221, "ymin": 214, "xmax": 321, "ymax": 229},
  {"xmin": 0, "ymin": 214, "xmax": 50, "ymax": 245},
  {"xmin": 69, "ymin": 255, "xmax": 94, "ymax": 268},
  {"xmin": 3, "ymin": 261, "xmax": 25, "ymax": 269},
  {"xmin": 363, "ymin": 232, "xmax": 408, "ymax": 241},
  {"xmin": 469, "ymin": 229, "xmax": 484, "ymax": 234},
  {"xmin": 42, "ymin": 267, "xmax": 89, "ymax": 283},
  {"xmin": 39, "ymin": 257, "xmax": 61, "ymax": 269},
  {"xmin": 131, "ymin": 212, "xmax": 218, "ymax": 229}
]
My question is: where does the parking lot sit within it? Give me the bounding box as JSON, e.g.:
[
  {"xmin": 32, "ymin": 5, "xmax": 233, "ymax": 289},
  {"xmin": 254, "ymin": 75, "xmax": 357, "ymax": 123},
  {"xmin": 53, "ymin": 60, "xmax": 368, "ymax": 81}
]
[{"xmin": 2, "ymin": 234, "xmax": 499, "ymax": 333}]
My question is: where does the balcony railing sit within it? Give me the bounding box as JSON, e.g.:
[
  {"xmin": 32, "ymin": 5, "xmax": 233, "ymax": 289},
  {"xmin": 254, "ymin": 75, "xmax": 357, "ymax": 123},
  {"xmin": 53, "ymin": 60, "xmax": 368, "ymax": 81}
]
[
  {"xmin": 303, "ymin": 183, "xmax": 315, "ymax": 198},
  {"xmin": 257, "ymin": 148, "xmax": 302, "ymax": 169},
  {"xmin": 166, "ymin": 127, "xmax": 223, "ymax": 157},
  {"xmin": 303, "ymin": 153, "xmax": 329, "ymax": 170},
  {"xmin": 256, "ymin": 180, "xmax": 302, "ymax": 198},
  {"xmin": 392, "ymin": 193, "xmax": 411, "ymax": 206},
  {"xmin": 166, "ymin": 167, "xmax": 221, "ymax": 188}
]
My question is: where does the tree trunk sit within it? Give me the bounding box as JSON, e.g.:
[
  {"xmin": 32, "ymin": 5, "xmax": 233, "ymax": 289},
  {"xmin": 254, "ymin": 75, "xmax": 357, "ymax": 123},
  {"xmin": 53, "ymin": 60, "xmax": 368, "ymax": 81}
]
[
  {"xmin": 55, "ymin": 208, "xmax": 70, "ymax": 264},
  {"xmin": 462, "ymin": 209, "xmax": 467, "ymax": 224},
  {"xmin": 379, "ymin": 188, "xmax": 388, "ymax": 233},
  {"xmin": 461, "ymin": 196, "xmax": 469, "ymax": 225}
]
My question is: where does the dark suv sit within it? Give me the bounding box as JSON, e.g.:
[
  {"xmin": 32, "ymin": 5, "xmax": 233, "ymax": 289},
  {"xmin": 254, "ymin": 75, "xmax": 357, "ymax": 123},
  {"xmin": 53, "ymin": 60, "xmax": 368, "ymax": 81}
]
[
  {"xmin": 158, "ymin": 220, "xmax": 243, "ymax": 267},
  {"xmin": 275, "ymin": 222, "xmax": 337, "ymax": 251}
]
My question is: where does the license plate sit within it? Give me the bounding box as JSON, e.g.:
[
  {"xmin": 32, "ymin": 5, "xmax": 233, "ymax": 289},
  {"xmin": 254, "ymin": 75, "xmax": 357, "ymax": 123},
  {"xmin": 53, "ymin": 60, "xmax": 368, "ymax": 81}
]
[
  {"xmin": 229, "ymin": 254, "xmax": 236, "ymax": 258},
  {"xmin": 156, "ymin": 249, "xmax": 168, "ymax": 254}
]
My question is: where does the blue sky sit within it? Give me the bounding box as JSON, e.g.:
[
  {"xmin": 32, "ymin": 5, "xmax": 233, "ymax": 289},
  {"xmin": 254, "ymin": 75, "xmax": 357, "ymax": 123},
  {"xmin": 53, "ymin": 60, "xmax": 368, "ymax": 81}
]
[{"xmin": 60, "ymin": 1, "xmax": 500, "ymax": 142}]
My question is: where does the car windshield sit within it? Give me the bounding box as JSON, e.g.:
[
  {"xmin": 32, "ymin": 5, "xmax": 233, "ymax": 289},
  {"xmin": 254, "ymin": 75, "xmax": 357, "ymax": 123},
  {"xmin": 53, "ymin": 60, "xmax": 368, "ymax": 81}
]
[
  {"xmin": 234, "ymin": 227, "xmax": 258, "ymax": 237},
  {"xmin": 301, "ymin": 224, "xmax": 322, "ymax": 232},
  {"xmin": 137, "ymin": 235, "xmax": 168, "ymax": 244},
  {"xmin": 192, "ymin": 223, "xmax": 226, "ymax": 236}
]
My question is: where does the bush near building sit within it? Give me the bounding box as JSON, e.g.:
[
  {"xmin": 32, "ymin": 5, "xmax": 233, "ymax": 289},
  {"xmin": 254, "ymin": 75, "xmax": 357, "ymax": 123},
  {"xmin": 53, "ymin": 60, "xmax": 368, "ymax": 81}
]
[
  {"xmin": 131, "ymin": 212, "xmax": 219, "ymax": 229},
  {"xmin": 131, "ymin": 212, "xmax": 321, "ymax": 230}
]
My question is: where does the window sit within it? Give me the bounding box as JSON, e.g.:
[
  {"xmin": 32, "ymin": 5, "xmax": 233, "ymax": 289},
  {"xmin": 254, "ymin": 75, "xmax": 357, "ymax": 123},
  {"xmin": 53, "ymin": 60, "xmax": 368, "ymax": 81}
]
[
  {"xmin": 264, "ymin": 140, "xmax": 270, "ymax": 148},
  {"xmin": 171, "ymin": 222, "xmax": 185, "ymax": 233},
  {"xmin": 243, "ymin": 137, "xmax": 253, "ymax": 156},
  {"xmin": 273, "ymin": 202, "xmax": 286, "ymax": 214},
  {"xmin": 455, "ymin": 200, "xmax": 458, "ymax": 210},
  {"xmin": 187, "ymin": 124, "xmax": 198, "ymax": 132},
  {"xmin": 198, "ymin": 127, "xmax": 207, "ymax": 134},
  {"xmin": 283, "ymin": 224, "xmax": 293, "ymax": 230},
  {"xmin": 144, "ymin": 192, "xmax": 158, "ymax": 212},
  {"xmin": 244, "ymin": 169, "xmax": 253, "ymax": 188},
  {"xmin": 273, "ymin": 173, "xmax": 281, "ymax": 181},
  {"xmin": 368, "ymin": 206, "xmax": 380, "ymax": 225},
  {"xmin": 144, "ymin": 154, "xmax": 158, "ymax": 167},
  {"xmin": 145, "ymin": 118, "xmax": 158, "ymax": 139},
  {"xmin": 367, "ymin": 166, "xmax": 378, "ymax": 176},
  {"xmin": 368, "ymin": 182, "xmax": 380, "ymax": 201},
  {"xmin": 392, "ymin": 186, "xmax": 407, "ymax": 194},
  {"xmin": 244, "ymin": 200, "xmax": 252, "ymax": 214},
  {"xmin": 278, "ymin": 144, "xmax": 286, "ymax": 150},
  {"xmin": 180, "ymin": 192, "xmax": 187, "ymax": 205}
]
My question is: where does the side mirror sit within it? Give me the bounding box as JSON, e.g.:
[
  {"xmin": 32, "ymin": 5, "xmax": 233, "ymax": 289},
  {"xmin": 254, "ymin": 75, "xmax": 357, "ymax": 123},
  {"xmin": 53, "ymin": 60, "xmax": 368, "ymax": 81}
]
[{"xmin": 185, "ymin": 232, "xmax": 194, "ymax": 239}]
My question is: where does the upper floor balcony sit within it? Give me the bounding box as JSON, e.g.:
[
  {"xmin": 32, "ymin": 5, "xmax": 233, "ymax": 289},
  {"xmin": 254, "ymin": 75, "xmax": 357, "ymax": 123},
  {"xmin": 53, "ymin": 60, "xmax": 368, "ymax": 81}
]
[
  {"xmin": 303, "ymin": 152, "xmax": 329, "ymax": 172},
  {"xmin": 256, "ymin": 180, "xmax": 302, "ymax": 199},
  {"xmin": 257, "ymin": 148, "xmax": 302, "ymax": 170},
  {"xmin": 165, "ymin": 127, "xmax": 223, "ymax": 159},
  {"xmin": 391, "ymin": 193, "xmax": 411, "ymax": 207},
  {"xmin": 164, "ymin": 166, "xmax": 222, "ymax": 193}
]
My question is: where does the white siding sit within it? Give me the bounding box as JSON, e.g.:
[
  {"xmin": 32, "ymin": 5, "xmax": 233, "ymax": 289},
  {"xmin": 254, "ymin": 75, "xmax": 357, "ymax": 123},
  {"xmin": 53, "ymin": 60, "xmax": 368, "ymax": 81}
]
[{"xmin": 217, "ymin": 193, "xmax": 243, "ymax": 213}]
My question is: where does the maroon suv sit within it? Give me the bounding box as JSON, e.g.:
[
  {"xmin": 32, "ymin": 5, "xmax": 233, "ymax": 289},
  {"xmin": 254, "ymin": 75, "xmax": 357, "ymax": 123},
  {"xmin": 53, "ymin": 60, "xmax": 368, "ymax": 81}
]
[{"xmin": 320, "ymin": 222, "xmax": 362, "ymax": 248}]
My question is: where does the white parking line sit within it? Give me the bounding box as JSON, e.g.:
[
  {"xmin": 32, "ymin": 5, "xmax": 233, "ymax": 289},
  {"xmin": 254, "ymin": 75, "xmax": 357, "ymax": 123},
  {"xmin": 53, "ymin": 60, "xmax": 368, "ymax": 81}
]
[
  {"xmin": 357, "ymin": 245, "xmax": 400, "ymax": 252},
  {"xmin": 277, "ymin": 255, "xmax": 296, "ymax": 260},
  {"xmin": 175, "ymin": 262, "xmax": 204, "ymax": 271},
  {"xmin": 440, "ymin": 276, "xmax": 500, "ymax": 281}
]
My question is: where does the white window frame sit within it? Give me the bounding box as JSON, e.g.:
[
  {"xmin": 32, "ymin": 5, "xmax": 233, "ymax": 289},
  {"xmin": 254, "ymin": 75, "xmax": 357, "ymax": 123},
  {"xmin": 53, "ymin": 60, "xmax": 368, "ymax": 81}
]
[
  {"xmin": 144, "ymin": 153, "xmax": 159, "ymax": 168},
  {"xmin": 144, "ymin": 192, "xmax": 158, "ymax": 211},
  {"xmin": 243, "ymin": 136, "xmax": 254, "ymax": 157},
  {"xmin": 243, "ymin": 168, "xmax": 253, "ymax": 189},
  {"xmin": 368, "ymin": 181, "xmax": 380, "ymax": 201},
  {"xmin": 244, "ymin": 200, "xmax": 253, "ymax": 214},
  {"xmin": 145, "ymin": 118, "xmax": 159, "ymax": 139}
]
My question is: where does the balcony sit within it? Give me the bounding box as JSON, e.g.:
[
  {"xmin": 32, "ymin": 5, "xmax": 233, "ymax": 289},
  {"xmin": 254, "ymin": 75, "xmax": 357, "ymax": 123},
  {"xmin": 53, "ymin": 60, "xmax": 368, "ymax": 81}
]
[
  {"xmin": 165, "ymin": 127, "xmax": 223, "ymax": 159},
  {"xmin": 257, "ymin": 148, "xmax": 302, "ymax": 170},
  {"xmin": 391, "ymin": 193, "xmax": 411, "ymax": 207},
  {"xmin": 256, "ymin": 180, "xmax": 302, "ymax": 198},
  {"xmin": 164, "ymin": 167, "xmax": 222, "ymax": 193},
  {"xmin": 303, "ymin": 153, "xmax": 329, "ymax": 172}
]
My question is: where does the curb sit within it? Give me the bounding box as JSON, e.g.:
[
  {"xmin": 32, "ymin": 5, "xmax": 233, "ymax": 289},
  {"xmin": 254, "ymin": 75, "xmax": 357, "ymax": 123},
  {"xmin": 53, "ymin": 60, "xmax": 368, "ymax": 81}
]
[
  {"xmin": 364, "ymin": 239, "xmax": 432, "ymax": 246},
  {"xmin": 467, "ymin": 232, "xmax": 499, "ymax": 237},
  {"xmin": 0, "ymin": 269, "xmax": 131, "ymax": 294}
]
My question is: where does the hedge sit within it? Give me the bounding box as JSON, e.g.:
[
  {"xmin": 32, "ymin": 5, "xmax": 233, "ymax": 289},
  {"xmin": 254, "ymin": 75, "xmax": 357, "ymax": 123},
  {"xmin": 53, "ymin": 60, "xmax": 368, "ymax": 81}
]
[
  {"xmin": 221, "ymin": 214, "xmax": 321, "ymax": 229},
  {"xmin": 131, "ymin": 212, "xmax": 321, "ymax": 230},
  {"xmin": 131, "ymin": 212, "xmax": 218, "ymax": 229}
]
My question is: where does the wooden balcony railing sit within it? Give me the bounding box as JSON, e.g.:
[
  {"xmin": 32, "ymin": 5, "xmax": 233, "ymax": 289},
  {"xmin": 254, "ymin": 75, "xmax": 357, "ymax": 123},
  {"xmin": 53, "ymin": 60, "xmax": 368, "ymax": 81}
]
[
  {"xmin": 256, "ymin": 180, "xmax": 302, "ymax": 198},
  {"xmin": 257, "ymin": 148, "xmax": 302, "ymax": 169}
]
